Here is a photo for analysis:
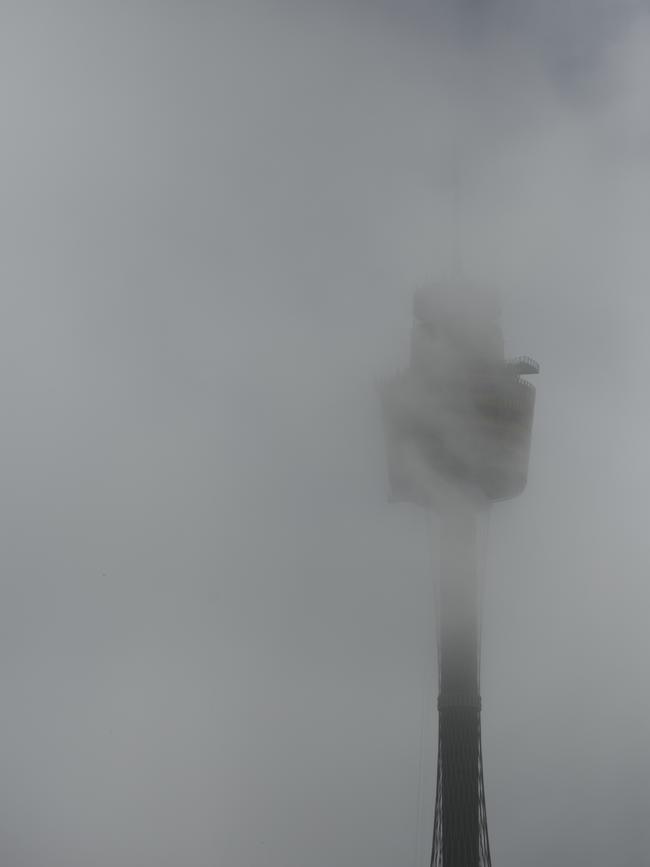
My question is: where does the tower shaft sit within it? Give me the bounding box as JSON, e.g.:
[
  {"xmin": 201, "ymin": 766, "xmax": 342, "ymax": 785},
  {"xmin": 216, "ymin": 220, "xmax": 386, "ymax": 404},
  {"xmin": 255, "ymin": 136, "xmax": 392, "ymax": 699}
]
[{"xmin": 432, "ymin": 500, "xmax": 491, "ymax": 867}]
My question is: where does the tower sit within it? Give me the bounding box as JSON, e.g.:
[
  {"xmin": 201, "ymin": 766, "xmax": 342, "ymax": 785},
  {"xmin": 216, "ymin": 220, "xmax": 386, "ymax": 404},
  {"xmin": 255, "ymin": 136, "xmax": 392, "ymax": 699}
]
[{"xmin": 380, "ymin": 285, "xmax": 538, "ymax": 866}]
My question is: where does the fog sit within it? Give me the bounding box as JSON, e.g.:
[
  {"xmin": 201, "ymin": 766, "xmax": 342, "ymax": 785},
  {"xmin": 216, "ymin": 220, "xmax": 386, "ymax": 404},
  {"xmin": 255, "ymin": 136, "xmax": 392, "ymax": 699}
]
[{"xmin": 1, "ymin": 2, "xmax": 649, "ymax": 865}]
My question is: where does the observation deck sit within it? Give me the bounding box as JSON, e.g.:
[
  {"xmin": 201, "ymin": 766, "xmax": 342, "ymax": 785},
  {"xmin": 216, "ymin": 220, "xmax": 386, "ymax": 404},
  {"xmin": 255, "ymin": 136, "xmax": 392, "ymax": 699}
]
[{"xmin": 380, "ymin": 287, "xmax": 538, "ymax": 506}]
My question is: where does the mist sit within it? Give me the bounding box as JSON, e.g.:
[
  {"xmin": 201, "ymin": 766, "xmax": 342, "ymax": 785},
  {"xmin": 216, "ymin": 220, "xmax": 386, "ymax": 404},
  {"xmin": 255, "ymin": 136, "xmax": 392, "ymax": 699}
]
[{"xmin": 0, "ymin": 2, "xmax": 649, "ymax": 865}]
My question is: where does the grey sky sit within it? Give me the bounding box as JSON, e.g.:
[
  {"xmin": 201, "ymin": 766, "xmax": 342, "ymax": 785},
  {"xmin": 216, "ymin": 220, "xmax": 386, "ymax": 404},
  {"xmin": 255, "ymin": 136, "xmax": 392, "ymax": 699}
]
[{"xmin": 1, "ymin": 2, "xmax": 649, "ymax": 865}]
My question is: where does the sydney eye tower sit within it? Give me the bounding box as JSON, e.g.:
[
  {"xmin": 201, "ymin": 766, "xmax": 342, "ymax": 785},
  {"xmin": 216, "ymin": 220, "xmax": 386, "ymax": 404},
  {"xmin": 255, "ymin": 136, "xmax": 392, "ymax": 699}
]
[{"xmin": 381, "ymin": 285, "xmax": 538, "ymax": 866}]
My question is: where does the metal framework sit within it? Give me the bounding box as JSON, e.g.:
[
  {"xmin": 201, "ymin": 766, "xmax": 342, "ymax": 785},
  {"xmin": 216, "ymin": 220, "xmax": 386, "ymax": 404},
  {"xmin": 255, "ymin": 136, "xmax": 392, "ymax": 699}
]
[{"xmin": 431, "ymin": 712, "xmax": 491, "ymax": 867}]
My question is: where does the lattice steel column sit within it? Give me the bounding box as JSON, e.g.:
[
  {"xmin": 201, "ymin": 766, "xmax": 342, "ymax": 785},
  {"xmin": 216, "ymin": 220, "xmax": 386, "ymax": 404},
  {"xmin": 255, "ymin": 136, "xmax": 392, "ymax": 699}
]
[
  {"xmin": 431, "ymin": 705, "xmax": 491, "ymax": 867},
  {"xmin": 431, "ymin": 501, "xmax": 491, "ymax": 867}
]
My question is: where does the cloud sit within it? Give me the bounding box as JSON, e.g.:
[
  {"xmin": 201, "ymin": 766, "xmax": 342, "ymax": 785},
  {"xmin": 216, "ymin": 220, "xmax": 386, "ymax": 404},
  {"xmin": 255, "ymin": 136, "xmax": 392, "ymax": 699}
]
[{"xmin": 0, "ymin": 2, "xmax": 649, "ymax": 865}]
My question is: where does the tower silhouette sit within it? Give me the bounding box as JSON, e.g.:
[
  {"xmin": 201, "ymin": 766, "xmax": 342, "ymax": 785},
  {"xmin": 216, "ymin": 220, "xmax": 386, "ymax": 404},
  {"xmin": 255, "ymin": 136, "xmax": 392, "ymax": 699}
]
[{"xmin": 381, "ymin": 285, "xmax": 538, "ymax": 866}]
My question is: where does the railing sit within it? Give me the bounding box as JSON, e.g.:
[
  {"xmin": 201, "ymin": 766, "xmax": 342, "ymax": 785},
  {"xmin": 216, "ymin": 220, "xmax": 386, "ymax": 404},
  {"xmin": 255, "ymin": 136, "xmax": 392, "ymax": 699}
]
[
  {"xmin": 515, "ymin": 376, "xmax": 536, "ymax": 392},
  {"xmin": 508, "ymin": 355, "xmax": 540, "ymax": 374}
]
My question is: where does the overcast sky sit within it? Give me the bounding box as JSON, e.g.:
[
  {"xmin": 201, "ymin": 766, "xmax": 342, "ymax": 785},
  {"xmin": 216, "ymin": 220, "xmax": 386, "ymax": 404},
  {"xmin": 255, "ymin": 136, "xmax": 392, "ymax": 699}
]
[{"xmin": 1, "ymin": 2, "xmax": 650, "ymax": 865}]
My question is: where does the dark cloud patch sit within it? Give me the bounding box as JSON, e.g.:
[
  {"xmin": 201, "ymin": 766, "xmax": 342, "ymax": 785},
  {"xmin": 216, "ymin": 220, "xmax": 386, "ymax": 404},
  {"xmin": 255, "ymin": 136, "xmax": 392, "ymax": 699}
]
[{"xmin": 303, "ymin": 0, "xmax": 642, "ymax": 98}]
